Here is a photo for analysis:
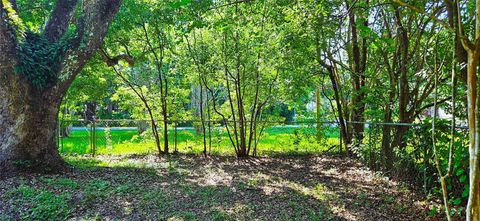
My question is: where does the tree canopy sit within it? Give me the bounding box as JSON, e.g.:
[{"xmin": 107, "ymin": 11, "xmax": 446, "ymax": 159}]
[{"xmin": 2, "ymin": 0, "xmax": 480, "ymax": 219}]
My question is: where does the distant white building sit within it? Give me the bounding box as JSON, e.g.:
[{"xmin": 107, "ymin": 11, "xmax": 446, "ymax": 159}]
[
  {"xmin": 422, "ymin": 107, "xmax": 452, "ymax": 120},
  {"xmin": 306, "ymin": 100, "xmax": 316, "ymax": 112}
]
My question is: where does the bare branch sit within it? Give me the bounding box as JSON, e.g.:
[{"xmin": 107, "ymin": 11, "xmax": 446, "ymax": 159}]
[
  {"xmin": 393, "ymin": 0, "xmax": 451, "ymax": 30},
  {"xmin": 415, "ymin": 96, "xmax": 452, "ymax": 117},
  {"xmin": 99, "ymin": 48, "xmax": 135, "ymax": 67}
]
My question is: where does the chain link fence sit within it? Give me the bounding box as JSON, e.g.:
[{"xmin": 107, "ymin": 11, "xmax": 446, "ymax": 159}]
[
  {"xmin": 57, "ymin": 119, "xmax": 469, "ymax": 191},
  {"xmin": 58, "ymin": 119, "xmax": 343, "ymax": 156},
  {"xmin": 57, "ymin": 119, "xmax": 470, "ymax": 200},
  {"xmin": 346, "ymin": 121, "xmax": 468, "ymax": 196},
  {"xmin": 57, "ymin": 120, "xmax": 467, "ymax": 156}
]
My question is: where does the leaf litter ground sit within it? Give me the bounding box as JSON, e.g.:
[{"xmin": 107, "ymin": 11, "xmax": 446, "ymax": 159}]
[{"xmin": 0, "ymin": 154, "xmax": 430, "ymax": 220}]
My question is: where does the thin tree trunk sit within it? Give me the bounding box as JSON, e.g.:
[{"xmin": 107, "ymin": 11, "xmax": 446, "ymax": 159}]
[
  {"xmin": 162, "ymin": 69, "xmax": 169, "ymax": 154},
  {"xmin": 381, "ymin": 103, "xmax": 393, "ymax": 171},
  {"xmin": 392, "ymin": 6, "xmax": 411, "ymax": 150},
  {"xmin": 162, "ymin": 103, "xmax": 169, "ymax": 154},
  {"xmin": 466, "ymin": 52, "xmax": 480, "ymax": 221},
  {"xmin": 226, "ymin": 70, "xmax": 240, "ymax": 155},
  {"xmin": 445, "ymin": 0, "xmax": 468, "ymax": 84},
  {"xmin": 316, "ymin": 85, "xmax": 322, "ymax": 142},
  {"xmin": 199, "ymin": 82, "xmax": 207, "ymax": 156},
  {"xmin": 113, "ymin": 68, "xmax": 162, "ymax": 155},
  {"xmin": 347, "ymin": 0, "xmax": 368, "ymax": 145},
  {"xmin": 379, "ymin": 16, "xmax": 397, "ymax": 171},
  {"xmin": 147, "ymin": 104, "xmax": 162, "ymax": 156},
  {"xmin": 431, "ymin": 58, "xmax": 452, "ymax": 221},
  {"xmin": 206, "ymin": 91, "xmax": 212, "ymax": 154},
  {"xmin": 327, "ymin": 65, "xmax": 350, "ymax": 149},
  {"xmin": 142, "ymin": 23, "xmax": 169, "ymax": 154},
  {"xmin": 450, "ymin": 1, "xmax": 480, "ymax": 217},
  {"xmin": 234, "ymin": 37, "xmax": 247, "ymax": 157}
]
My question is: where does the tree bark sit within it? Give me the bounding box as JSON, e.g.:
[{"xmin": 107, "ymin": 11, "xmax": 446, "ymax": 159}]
[
  {"xmin": 347, "ymin": 0, "xmax": 368, "ymax": 145},
  {"xmin": 466, "ymin": 51, "xmax": 480, "ymax": 221},
  {"xmin": 0, "ymin": 74, "xmax": 65, "ymax": 173},
  {"xmin": 316, "ymin": 85, "xmax": 322, "ymax": 142},
  {"xmin": 381, "ymin": 102, "xmax": 394, "ymax": 171},
  {"xmin": 0, "ymin": 0, "xmax": 122, "ymax": 173},
  {"xmin": 326, "ymin": 64, "xmax": 351, "ymax": 149},
  {"xmin": 444, "ymin": 0, "xmax": 468, "ymax": 84},
  {"xmin": 394, "ymin": 6, "xmax": 410, "ymax": 150},
  {"xmin": 460, "ymin": 0, "xmax": 480, "ymax": 217}
]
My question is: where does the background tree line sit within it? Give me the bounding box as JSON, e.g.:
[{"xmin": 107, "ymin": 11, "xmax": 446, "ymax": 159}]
[{"xmin": 2, "ymin": 0, "xmax": 480, "ymax": 219}]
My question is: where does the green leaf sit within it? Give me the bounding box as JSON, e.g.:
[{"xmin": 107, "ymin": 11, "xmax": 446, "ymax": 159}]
[
  {"xmin": 456, "ymin": 169, "xmax": 464, "ymax": 176},
  {"xmin": 171, "ymin": 0, "xmax": 192, "ymax": 9},
  {"xmin": 462, "ymin": 187, "xmax": 469, "ymax": 198},
  {"xmin": 460, "ymin": 175, "xmax": 467, "ymax": 183}
]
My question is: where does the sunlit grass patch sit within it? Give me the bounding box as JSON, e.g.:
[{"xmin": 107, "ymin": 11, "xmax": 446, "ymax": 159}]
[{"xmin": 59, "ymin": 127, "xmax": 340, "ymax": 156}]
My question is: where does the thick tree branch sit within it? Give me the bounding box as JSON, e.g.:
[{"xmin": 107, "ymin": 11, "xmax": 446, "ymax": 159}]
[
  {"xmin": 44, "ymin": 0, "xmax": 79, "ymax": 42},
  {"xmin": 55, "ymin": 0, "xmax": 122, "ymax": 96},
  {"xmin": 0, "ymin": 0, "xmax": 18, "ymax": 76},
  {"xmin": 415, "ymin": 96, "xmax": 452, "ymax": 117},
  {"xmin": 393, "ymin": 0, "xmax": 474, "ymax": 50},
  {"xmin": 99, "ymin": 48, "xmax": 135, "ymax": 67},
  {"xmin": 393, "ymin": 0, "xmax": 451, "ymax": 31}
]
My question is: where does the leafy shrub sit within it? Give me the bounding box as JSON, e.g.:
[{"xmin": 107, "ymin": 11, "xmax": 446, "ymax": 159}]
[{"xmin": 406, "ymin": 119, "xmax": 469, "ymax": 216}]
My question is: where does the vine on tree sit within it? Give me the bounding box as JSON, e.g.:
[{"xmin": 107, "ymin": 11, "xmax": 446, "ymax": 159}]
[{"xmin": 16, "ymin": 31, "xmax": 69, "ymax": 90}]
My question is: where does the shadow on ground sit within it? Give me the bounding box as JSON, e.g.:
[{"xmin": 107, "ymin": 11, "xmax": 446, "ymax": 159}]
[{"xmin": 0, "ymin": 154, "xmax": 426, "ymax": 220}]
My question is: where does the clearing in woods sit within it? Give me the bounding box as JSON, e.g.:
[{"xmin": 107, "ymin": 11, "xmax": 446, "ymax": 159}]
[{"xmin": 0, "ymin": 155, "xmax": 427, "ymax": 220}]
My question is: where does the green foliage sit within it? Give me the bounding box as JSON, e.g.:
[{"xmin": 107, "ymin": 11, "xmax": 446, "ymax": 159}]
[
  {"xmin": 2, "ymin": 0, "xmax": 26, "ymax": 32},
  {"xmin": 83, "ymin": 178, "xmax": 111, "ymax": 203},
  {"xmin": 10, "ymin": 0, "xmax": 465, "ymax": 216},
  {"xmin": 5, "ymin": 185, "xmax": 71, "ymax": 220},
  {"xmin": 170, "ymin": 0, "xmax": 192, "ymax": 9},
  {"xmin": 16, "ymin": 0, "xmax": 55, "ymax": 31},
  {"xmin": 59, "ymin": 126, "xmax": 338, "ymax": 156},
  {"xmin": 39, "ymin": 177, "xmax": 79, "ymax": 190},
  {"xmin": 16, "ymin": 31, "xmax": 66, "ymax": 90},
  {"xmin": 408, "ymin": 119, "xmax": 469, "ymax": 211}
]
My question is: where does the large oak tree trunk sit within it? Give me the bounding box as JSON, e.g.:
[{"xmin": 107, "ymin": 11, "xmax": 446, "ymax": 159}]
[
  {"xmin": 0, "ymin": 88, "xmax": 66, "ymax": 174},
  {"xmin": 0, "ymin": 75, "xmax": 65, "ymax": 173},
  {"xmin": 0, "ymin": 0, "xmax": 122, "ymax": 173}
]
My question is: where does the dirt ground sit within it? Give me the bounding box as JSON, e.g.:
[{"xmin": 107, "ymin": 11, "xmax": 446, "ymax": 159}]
[{"xmin": 0, "ymin": 154, "xmax": 430, "ymax": 220}]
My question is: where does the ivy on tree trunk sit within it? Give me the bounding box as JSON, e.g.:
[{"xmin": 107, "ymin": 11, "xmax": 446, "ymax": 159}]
[{"xmin": 0, "ymin": 0, "xmax": 122, "ymax": 174}]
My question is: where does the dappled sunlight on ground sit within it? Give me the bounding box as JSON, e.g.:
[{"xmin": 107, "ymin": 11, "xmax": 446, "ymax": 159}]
[{"xmin": 0, "ymin": 154, "xmax": 427, "ymax": 220}]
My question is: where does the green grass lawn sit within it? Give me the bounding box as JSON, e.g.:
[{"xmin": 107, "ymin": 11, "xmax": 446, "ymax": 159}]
[{"xmin": 59, "ymin": 126, "xmax": 341, "ymax": 156}]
